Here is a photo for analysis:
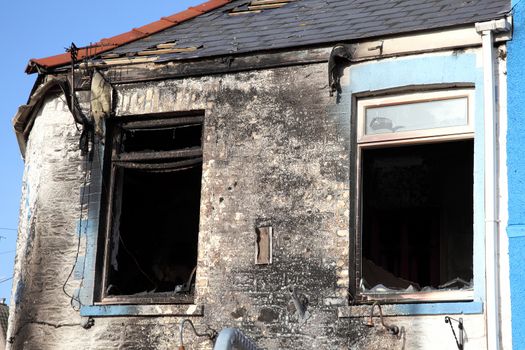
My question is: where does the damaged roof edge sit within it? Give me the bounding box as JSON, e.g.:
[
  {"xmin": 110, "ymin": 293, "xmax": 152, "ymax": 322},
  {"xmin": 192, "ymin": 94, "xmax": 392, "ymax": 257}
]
[
  {"xmin": 12, "ymin": 77, "xmax": 70, "ymax": 156},
  {"xmin": 25, "ymin": 0, "xmax": 233, "ymax": 74}
]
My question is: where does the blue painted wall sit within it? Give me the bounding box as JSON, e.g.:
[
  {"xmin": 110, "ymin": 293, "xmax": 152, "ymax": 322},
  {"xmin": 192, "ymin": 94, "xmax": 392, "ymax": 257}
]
[{"xmin": 507, "ymin": 1, "xmax": 525, "ymax": 348}]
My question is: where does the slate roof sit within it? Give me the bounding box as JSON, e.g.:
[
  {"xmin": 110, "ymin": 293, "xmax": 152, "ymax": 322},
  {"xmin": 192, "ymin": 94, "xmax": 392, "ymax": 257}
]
[
  {"xmin": 28, "ymin": 0, "xmax": 510, "ymax": 73},
  {"xmin": 110, "ymin": 0, "xmax": 510, "ymax": 64}
]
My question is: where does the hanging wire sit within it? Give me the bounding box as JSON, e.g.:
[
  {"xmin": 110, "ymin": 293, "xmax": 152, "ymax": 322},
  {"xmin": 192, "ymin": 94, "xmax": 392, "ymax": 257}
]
[
  {"xmin": 510, "ymin": 0, "xmax": 524, "ymax": 13},
  {"xmin": 67, "ymin": 43, "xmax": 81, "ymax": 133},
  {"xmin": 8, "ymin": 319, "xmax": 81, "ymax": 345},
  {"xmin": 61, "ymin": 153, "xmax": 92, "ymax": 311},
  {"xmin": 93, "ymin": 140, "xmax": 158, "ymax": 292},
  {"xmin": 0, "ymin": 276, "xmax": 13, "ymax": 284},
  {"xmin": 0, "ymin": 250, "xmax": 16, "ymax": 255},
  {"xmin": 74, "ymin": 155, "xmax": 92, "ymax": 310}
]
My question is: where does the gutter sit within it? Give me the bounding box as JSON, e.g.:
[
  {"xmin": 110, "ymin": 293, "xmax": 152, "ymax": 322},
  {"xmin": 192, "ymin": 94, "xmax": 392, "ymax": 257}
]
[{"xmin": 475, "ymin": 17, "xmax": 511, "ymax": 350}]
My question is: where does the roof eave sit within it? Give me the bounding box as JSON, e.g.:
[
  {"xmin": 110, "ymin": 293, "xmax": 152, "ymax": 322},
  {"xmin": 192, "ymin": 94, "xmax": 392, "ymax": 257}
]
[{"xmin": 24, "ymin": 0, "xmax": 233, "ymax": 74}]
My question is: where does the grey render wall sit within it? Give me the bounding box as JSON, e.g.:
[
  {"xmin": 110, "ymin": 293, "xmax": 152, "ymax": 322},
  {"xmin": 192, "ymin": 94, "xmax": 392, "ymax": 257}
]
[{"xmin": 7, "ymin": 62, "xmax": 487, "ymax": 349}]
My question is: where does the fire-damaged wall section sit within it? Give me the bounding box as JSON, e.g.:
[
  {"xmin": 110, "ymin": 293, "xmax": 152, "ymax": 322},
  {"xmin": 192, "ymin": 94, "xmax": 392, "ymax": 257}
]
[
  {"xmin": 109, "ymin": 64, "xmax": 356, "ymax": 348},
  {"xmin": 8, "ymin": 57, "xmax": 488, "ymax": 349},
  {"xmin": 8, "ymin": 63, "xmax": 362, "ymax": 350}
]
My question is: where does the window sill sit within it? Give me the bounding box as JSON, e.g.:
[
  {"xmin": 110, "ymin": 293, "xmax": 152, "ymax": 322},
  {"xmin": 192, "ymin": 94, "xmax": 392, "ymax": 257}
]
[
  {"xmin": 337, "ymin": 301, "xmax": 483, "ymax": 318},
  {"xmin": 358, "ymin": 289, "xmax": 474, "ymax": 303},
  {"xmin": 97, "ymin": 293, "xmax": 194, "ymax": 305},
  {"xmin": 80, "ymin": 304, "xmax": 204, "ymax": 317}
]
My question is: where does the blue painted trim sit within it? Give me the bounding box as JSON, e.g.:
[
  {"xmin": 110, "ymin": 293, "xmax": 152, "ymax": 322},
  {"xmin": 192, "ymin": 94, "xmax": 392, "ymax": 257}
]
[
  {"xmin": 75, "ymin": 219, "xmax": 89, "ymax": 236},
  {"xmin": 80, "ymin": 305, "xmax": 144, "ymax": 317},
  {"xmin": 339, "ymin": 301, "xmax": 484, "ymax": 318},
  {"xmin": 342, "ymin": 52, "xmax": 486, "ymax": 303},
  {"xmin": 508, "ymin": 225, "xmax": 525, "ymax": 238},
  {"xmin": 80, "ymin": 304, "xmax": 203, "ymax": 317},
  {"xmin": 79, "ymin": 144, "xmax": 105, "ymax": 307},
  {"xmin": 390, "ymin": 301, "xmax": 483, "ymax": 316}
]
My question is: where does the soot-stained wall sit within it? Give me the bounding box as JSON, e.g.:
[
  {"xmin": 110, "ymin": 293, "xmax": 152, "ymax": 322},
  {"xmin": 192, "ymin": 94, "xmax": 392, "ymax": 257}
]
[{"xmin": 8, "ymin": 60, "xmax": 488, "ymax": 349}]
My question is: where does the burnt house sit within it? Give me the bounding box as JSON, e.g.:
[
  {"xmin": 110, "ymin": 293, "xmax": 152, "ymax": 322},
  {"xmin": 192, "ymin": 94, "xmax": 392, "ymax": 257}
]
[{"xmin": 7, "ymin": 0, "xmax": 516, "ymax": 349}]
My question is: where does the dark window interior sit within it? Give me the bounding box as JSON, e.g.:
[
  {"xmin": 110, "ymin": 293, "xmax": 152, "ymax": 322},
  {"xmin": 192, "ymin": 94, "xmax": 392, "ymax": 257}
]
[
  {"xmin": 107, "ymin": 166, "xmax": 201, "ymax": 295},
  {"xmin": 104, "ymin": 116, "xmax": 203, "ymax": 299},
  {"xmin": 361, "ymin": 140, "xmax": 473, "ymax": 291}
]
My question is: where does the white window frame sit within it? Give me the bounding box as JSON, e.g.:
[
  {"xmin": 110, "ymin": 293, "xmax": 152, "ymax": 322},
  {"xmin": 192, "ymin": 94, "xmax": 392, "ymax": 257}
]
[
  {"xmin": 357, "ymin": 89, "xmax": 475, "ymax": 145},
  {"xmin": 354, "ymin": 89, "xmax": 476, "ymax": 303}
]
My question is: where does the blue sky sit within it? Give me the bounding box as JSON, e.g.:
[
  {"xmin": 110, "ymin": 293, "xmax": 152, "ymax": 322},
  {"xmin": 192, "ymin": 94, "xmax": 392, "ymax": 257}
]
[{"xmin": 0, "ymin": 0, "xmax": 203, "ymax": 303}]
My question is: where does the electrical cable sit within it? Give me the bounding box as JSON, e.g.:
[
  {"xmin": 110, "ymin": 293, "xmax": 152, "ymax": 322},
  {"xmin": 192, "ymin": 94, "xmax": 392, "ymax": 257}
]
[
  {"xmin": 73, "ymin": 140, "xmax": 100, "ymax": 309},
  {"xmin": 8, "ymin": 320, "xmax": 81, "ymax": 345},
  {"xmin": 0, "ymin": 276, "xmax": 14, "ymax": 284},
  {"xmin": 94, "ymin": 139, "xmax": 158, "ymax": 292},
  {"xmin": 511, "ymin": 0, "xmax": 524, "ymax": 13},
  {"xmin": 62, "ymin": 153, "xmax": 91, "ymax": 311},
  {"xmin": 0, "ymin": 250, "xmax": 15, "ymax": 255}
]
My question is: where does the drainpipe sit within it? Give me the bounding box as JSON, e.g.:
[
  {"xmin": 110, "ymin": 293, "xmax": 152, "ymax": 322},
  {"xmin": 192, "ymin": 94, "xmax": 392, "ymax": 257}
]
[
  {"xmin": 475, "ymin": 17, "xmax": 511, "ymax": 350},
  {"xmin": 213, "ymin": 328, "xmax": 258, "ymax": 350}
]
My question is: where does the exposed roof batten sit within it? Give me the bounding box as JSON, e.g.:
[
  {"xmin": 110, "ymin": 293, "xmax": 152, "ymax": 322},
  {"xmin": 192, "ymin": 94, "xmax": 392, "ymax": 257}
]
[{"xmin": 25, "ymin": 0, "xmax": 233, "ymax": 74}]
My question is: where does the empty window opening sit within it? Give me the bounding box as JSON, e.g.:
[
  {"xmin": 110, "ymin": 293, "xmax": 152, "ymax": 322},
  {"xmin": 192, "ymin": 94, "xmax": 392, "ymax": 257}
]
[
  {"xmin": 361, "ymin": 140, "xmax": 473, "ymax": 293},
  {"xmin": 101, "ymin": 114, "xmax": 203, "ymax": 303}
]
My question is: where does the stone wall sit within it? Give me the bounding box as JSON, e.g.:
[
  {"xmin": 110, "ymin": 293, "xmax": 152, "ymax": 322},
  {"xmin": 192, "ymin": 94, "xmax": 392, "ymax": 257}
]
[{"xmin": 7, "ymin": 62, "xmax": 487, "ymax": 349}]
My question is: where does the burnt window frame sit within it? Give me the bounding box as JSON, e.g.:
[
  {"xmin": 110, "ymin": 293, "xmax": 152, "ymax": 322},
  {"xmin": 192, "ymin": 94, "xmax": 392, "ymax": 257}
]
[
  {"xmin": 95, "ymin": 111, "xmax": 204, "ymax": 305},
  {"xmin": 350, "ymin": 88, "xmax": 476, "ymax": 304}
]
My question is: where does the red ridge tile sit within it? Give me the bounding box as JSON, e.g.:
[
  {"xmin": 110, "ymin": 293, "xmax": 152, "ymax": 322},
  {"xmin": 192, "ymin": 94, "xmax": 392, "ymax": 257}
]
[
  {"xmin": 163, "ymin": 8, "xmax": 203, "ymax": 23},
  {"xmin": 135, "ymin": 19, "xmax": 174, "ymax": 34},
  {"xmin": 191, "ymin": 0, "xmax": 230, "ymax": 12},
  {"xmin": 160, "ymin": 16, "xmax": 179, "ymax": 24},
  {"xmin": 26, "ymin": 0, "xmax": 233, "ymax": 74}
]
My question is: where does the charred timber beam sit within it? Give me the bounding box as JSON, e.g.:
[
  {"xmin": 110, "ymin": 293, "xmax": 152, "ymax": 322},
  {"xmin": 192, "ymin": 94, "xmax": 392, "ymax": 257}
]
[
  {"xmin": 113, "ymin": 148, "xmax": 202, "ymax": 162},
  {"xmin": 76, "ymin": 47, "xmax": 331, "ymax": 86},
  {"xmin": 122, "ymin": 116, "xmax": 204, "ymax": 129},
  {"xmin": 113, "ymin": 157, "xmax": 203, "ymax": 170}
]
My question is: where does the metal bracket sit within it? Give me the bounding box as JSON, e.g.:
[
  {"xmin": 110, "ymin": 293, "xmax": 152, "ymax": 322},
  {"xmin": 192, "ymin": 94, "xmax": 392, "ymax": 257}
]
[
  {"xmin": 365, "ymin": 301, "xmax": 399, "ymax": 336},
  {"xmin": 179, "ymin": 319, "xmax": 217, "ymax": 350},
  {"xmin": 445, "ymin": 316, "xmax": 464, "ymax": 350}
]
